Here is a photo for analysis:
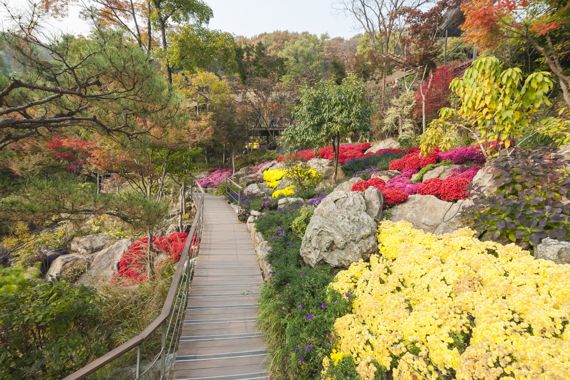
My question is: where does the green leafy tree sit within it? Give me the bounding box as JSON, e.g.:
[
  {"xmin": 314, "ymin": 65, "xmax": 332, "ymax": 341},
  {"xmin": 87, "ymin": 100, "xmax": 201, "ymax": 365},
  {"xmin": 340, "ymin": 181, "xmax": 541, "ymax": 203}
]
[
  {"xmin": 169, "ymin": 25, "xmax": 237, "ymax": 74},
  {"xmin": 278, "ymin": 33, "xmax": 326, "ymax": 85},
  {"xmin": 284, "ymin": 75, "xmax": 371, "ymax": 181}
]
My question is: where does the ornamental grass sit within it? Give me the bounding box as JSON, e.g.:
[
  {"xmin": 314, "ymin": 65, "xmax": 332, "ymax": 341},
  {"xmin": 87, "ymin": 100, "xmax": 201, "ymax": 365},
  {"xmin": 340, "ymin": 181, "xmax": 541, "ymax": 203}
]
[{"xmin": 324, "ymin": 221, "xmax": 570, "ymax": 379}]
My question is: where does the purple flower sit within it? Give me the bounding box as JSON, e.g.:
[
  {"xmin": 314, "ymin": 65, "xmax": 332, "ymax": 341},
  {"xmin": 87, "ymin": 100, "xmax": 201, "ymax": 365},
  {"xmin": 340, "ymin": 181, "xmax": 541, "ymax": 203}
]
[
  {"xmin": 345, "ymin": 292, "xmax": 351, "ymax": 298},
  {"xmin": 307, "ymin": 314, "xmax": 314, "ymax": 320},
  {"xmin": 294, "ymin": 346, "xmax": 299, "ymax": 353},
  {"xmin": 298, "ymin": 355, "xmax": 305, "ymax": 362},
  {"xmin": 307, "ymin": 195, "xmax": 326, "ymax": 206},
  {"xmin": 297, "ymin": 304, "xmax": 303, "ymax": 310},
  {"xmin": 438, "ymin": 146, "xmax": 485, "ymax": 164},
  {"xmin": 321, "ymin": 303, "xmax": 327, "ymax": 310},
  {"xmin": 305, "ymin": 344, "xmax": 314, "ymax": 352}
]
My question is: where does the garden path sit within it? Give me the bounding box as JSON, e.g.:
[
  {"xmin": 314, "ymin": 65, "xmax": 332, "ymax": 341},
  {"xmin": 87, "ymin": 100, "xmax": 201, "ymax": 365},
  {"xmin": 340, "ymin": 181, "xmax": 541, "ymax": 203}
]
[{"xmin": 172, "ymin": 194, "xmax": 268, "ymax": 380}]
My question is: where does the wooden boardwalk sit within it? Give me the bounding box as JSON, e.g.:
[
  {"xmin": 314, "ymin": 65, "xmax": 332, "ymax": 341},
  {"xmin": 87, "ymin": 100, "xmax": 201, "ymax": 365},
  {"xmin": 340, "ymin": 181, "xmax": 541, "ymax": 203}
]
[{"xmin": 172, "ymin": 195, "xmax": 268, "ymax": 380}]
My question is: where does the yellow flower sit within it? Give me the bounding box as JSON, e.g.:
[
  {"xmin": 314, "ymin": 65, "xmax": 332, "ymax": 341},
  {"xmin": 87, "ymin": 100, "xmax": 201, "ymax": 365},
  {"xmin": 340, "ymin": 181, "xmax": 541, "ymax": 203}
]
[{"xmin": 324, "ymin": 221, "xmax": 570, "ymax": 379}]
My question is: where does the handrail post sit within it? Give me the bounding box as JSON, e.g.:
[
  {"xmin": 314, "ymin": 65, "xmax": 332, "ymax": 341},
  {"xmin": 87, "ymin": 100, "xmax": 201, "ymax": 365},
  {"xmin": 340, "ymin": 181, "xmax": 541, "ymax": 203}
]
[
  {"xmin": 135, "ymin": 345, "xmax": 141, "ymax": 379},
  {"xmin": 159, "ymin": 321, "xmax": 167, "ymax": 379}
]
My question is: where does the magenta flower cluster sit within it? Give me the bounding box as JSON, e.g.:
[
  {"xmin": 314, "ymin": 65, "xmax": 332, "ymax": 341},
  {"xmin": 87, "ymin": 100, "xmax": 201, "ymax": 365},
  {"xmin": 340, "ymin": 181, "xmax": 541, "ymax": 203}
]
[
  {"xmin": 438, "ymin": 146, "xmax": 485, "ymax": 164},
  {"xmin": 196, "ymin": 168, "xmax": 232, "ymax": 188},
  {"xmin": 386, "ymin": 169, "xmax": 421, "ymax": 195}
]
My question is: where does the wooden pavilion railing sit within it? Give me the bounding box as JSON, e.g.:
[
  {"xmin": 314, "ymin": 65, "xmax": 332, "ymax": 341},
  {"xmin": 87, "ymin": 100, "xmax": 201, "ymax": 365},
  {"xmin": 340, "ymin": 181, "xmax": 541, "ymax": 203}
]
[{"xmin": 64, "ymin": 183, "xmax": 205, "ymax": 380}]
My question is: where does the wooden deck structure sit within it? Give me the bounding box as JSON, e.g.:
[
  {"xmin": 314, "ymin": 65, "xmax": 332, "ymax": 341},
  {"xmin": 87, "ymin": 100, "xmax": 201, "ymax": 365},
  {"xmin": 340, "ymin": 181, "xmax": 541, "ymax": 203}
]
[{"xmin": 172, "ymin": 195, "xmax": 268, "ymax": 380}]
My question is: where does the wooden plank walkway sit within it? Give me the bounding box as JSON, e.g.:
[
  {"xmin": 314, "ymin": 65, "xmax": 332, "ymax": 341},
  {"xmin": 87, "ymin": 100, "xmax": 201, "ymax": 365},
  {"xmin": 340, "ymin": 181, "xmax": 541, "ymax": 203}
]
[{"xmin": 172, "ymin": 194, "xmax": 268, "ymax": 380}]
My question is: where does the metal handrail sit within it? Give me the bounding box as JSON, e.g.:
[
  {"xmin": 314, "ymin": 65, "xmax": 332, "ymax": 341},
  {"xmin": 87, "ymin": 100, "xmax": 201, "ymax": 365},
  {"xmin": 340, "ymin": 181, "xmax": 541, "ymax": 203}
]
[
  {"xmin": 222, "ymin": 177, "xmax": 244, "ymax": 206},
  {"xmin": 64, "ymin": 182, "xmax": 206, "ymax": 380}
]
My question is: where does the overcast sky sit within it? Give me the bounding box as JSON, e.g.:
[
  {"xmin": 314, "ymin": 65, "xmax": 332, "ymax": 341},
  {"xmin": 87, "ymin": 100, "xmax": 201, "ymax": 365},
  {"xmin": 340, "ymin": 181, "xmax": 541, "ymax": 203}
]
[{"xmin": 1, "ymin": 0, "xmax": 360, "ymax": 39}]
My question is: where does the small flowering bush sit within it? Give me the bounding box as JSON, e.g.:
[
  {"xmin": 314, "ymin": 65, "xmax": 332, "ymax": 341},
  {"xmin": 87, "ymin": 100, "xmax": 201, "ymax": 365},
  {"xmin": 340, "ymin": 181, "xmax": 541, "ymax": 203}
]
[
  {"xmin": 323, "ymin": 221, "xmax": 570, "ymax": 379},
  {"xmin": 351, "ymin": 178, "xmax": 409, "ymax": 206},
  {"xmin": 317, "ymin": 143, "xmax": 372, "ymax": 163},
  {"xmin": 277, "ymin": 149, "xmax": 316, "ymax": 162},
  {"xmin": 196, "ymin": 168, "xmax": 232, "ymax": 188},
  {"xmin": 438, "ymin": 145, "xmax": 485, "ymax": 164},
  {"xmin": 386, "ymin": 169, "xmax": 421, "ymax": 195},
  {"xmin": 284, "ymin": 165, "xmax": 322, "ymax": 193},
  {"xmin": 263, "ymin": 168, "xmax": 287, "ymax": 188},
  {"xmin": 272, "ymin": 185, "xmax": 295, "ymax": 199},
  {"xmin": 117, "ymin": 232, "xmax": 188, "ymax": 283},
  {"xmin": 388, "ymin": 148, "xmax": 439, "ymax": 171},
  {"xmin": 342, "ymin": 150, "xmax": 406, "ymax": 176},
  {"xmin": 417, "ymin": 165, "xmax": 481, "ymax": 201}
]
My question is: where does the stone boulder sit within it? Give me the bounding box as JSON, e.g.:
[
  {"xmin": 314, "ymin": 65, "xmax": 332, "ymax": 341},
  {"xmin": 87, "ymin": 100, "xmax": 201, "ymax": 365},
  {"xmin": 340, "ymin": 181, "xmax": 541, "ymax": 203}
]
[
  {"xmin": 365, "ymin": 138, "xmax": 400, "ymax": 154},
  {"xmin": 307, "ymin": 158, "xmax": 333, "ymax": 177},
  {"xmin": 422, "ymin": 164, "xmax": 462, "ymax": 180},
  {"xmin": 78, "ymin": 239, "xmax": 132, "ymax": 287},
  {"xmin": 535, "ymin": 238, "xmax": 570, "ymax": 264},
  {"xmin": 47, "ymin": 254, "xmax": 90, "ymax": 282},
  {"xmin": 333, "ymin": 177, "xmax": 361, "ymax": 193},
  {"xmin": 238, "ymin": 172, "xmax": 263, "ymax": 187},
  {"xmin": 275, "ymin": 178, "xmax": 293, "ymax": 191},
  {"xmin": 301, "ymin": 191, "xmax": 378, "ymax": 267},
  {"xmin": 371, "ymin": 170, "xmax": 401, "ymax": 182},
  {"xmin": 70, "ymin": 233, "xmax": 116, "ymax": 256},
  {"xmin": 364, "ymin": 187, "xmax": 384, "ymax": 220},
  {"xmin": 390, "ymin": 194, "xmax": 473, "ymax": 234},
  {"xmin": 471, "ymin": 165, "xmax": 508, "ymax": 196},
  {"xmin": 277, "ymin": 197, "xmax": 304, "ymax": 209},
  {"xmin": 243, "ymin": 183, "xmax": 264, "ymax": 197}
]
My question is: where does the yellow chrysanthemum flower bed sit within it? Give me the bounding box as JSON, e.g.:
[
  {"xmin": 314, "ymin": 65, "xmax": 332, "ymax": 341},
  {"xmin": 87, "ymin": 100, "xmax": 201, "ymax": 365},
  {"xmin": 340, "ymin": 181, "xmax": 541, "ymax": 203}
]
[
  {"xmin": 272, "ymin": 185, "xmax": 295, "ymax": 199},
  {"xmin": 324, "ymin": 221, "xmax": 570, "ymax": 379},
  {"xmin": 263, "ymin": 168, "xmax": 287, "ymax": 188}
]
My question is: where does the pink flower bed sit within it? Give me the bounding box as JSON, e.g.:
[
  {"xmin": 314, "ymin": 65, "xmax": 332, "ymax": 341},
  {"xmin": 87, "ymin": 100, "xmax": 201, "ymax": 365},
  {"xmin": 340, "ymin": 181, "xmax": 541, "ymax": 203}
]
[
  {"xmin": 386, "ymin": 169, "xmax": 421, "ymax": 195},
  {"xmin": 197, "ymin": 168, "xmax": 232, "ymax": 188},
  {"xmin": 438, "ymin": 146, "xmax": 485, "ymax": 164},
  {"xmin": 277, "ymin": 143, "xmax": 373, "ymax": 164}
]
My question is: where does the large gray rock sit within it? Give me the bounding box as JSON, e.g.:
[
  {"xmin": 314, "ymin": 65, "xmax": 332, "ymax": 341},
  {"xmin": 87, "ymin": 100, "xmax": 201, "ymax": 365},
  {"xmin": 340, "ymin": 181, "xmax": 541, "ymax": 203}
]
[
  {"xmin": 390, "ymin": 194, "xmax": 473, "ymax": 234},
  {"xmin": 275, "ymin": 178, "xmax": 293, "ymax": 191},
  {"xmin": 307, "ymin": 158, "xmax": 333, "ymax": 177},
  {"xmin": 372, "ymin": 170, "xmax": 401, "ymax": 182},
  {"xmin": 47, "ymin": 254, "xmax": 90, "ymax": 282},
  {"xmin": 238, "ymin": 172, "xmax": 263, "ymax": 187},
  {"xmin": 471, "ymin": 165, "xmax": 508, "ymax": 196},
  {"xmin": 243, "ymin": 183, "xmax": 264, "ymax": 197},
  {"xmin": 277, "ymin": 197, "xmax": 304, "ymax": 209},
  {"xmin": 333, "ymin": 177, "xmax": 361, "ymax": 192},
  {"xmin": 301, "ymin": 191, "xmax": 378, "ymax": 267},
  {"xmin": 364, "ymin": 187, "xmax": 384, "ymax": 220},
  {"xmin": 365, "ymin": 138, "xmax": 400, "ymax": 154},
  {"xmin": 253, "ymin": 160, "xmax": 277, "ymax": 173},
  {"xmin": 422, "ymin": 164, "xmax": 462, "ymax": 180},
  {"xmin": 536, "ymin": 238, "xmax": 570, "ymax": 264},
  {"xmin": 70, "ymin": 233, "xmax": 116, "ymax": 256},
  {"xmin": 78, "ymin": 239, "xmax": 132, "ymax": 286}
]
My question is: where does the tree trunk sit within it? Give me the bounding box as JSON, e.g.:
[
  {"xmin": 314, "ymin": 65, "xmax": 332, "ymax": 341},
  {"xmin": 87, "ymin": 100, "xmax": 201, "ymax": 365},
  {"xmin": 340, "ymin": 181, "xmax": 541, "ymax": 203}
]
[
  {"xmin": 333, "ymin": 133, "xmax": 340, "ymax": 183},
  {"xmin": 96, "ymin": 173, "xmax": 101, "ymax": 195},
  {"xmin": 147, "ymin": 229, "xmax": 154, "ymax": 279},
  {"xmin": 178, "ymin": 182, "xmax": 185, "ymax": 232},
  {"xmin": 231, "ymin": 147, "xmax": 236, "ymax": 175}
]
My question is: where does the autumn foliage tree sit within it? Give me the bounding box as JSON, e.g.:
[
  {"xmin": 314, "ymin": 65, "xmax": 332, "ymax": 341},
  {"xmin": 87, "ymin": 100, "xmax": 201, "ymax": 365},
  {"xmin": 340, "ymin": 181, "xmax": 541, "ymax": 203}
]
[{"xmin": 461, "ymin": 0, "xmax": 570, "ymax": 107}]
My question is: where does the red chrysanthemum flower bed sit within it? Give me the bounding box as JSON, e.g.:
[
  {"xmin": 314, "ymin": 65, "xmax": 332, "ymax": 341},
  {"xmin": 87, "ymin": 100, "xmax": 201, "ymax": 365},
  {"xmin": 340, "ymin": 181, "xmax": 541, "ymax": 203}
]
[
  {"xmin": 117, "ymin": 231, "xmax": 189, "ymax": 283},
  {"xmin": 351, "ymin": 178, "xmax": 409, "ymax": 206},
  {"xmin": 418, "ymin": 177, "xmax": 471, "ymax": 201},
  {"xmin": 388, "ymin": 148, "xmax": 439, "ymax": 171},
  {"xmin": 277, "ymin": 149, "xmax": 316, "ymax": 162}
]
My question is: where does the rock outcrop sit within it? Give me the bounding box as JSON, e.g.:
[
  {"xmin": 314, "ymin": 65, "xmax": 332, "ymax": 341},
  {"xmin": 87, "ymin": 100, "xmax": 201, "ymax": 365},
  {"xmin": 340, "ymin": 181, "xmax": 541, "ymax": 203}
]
[
  {"xmin": 333, "ymin": 177, "xmax": 360, "ymax": 193},
  {"xmin": 536, "ymin": 238, "xmax": 570, "ymax": 264},
  {"xmin": 46, "ymin": 254, "xmax": 90, "ymax": 282},
  {"xmin": 301, "ymin": 191, "xmax": 379, "ymax": 267},
  {"xmin": 78, "ymin": 239, "xmax": 132, "ymax": 286},
  {"xmin": 70, "ymin": 233, "xmax": 116, "ymax": 256},
  {"xmin": 389, "ymin": 194, "xmax": 472, "ymax": 234},
  {"xmin": 365, "ymin": 138, "xmax": 400, "ymax": 154},
  {"xmin": 422, "ymin": 164, "xmax": 462, "ymax": 180}
]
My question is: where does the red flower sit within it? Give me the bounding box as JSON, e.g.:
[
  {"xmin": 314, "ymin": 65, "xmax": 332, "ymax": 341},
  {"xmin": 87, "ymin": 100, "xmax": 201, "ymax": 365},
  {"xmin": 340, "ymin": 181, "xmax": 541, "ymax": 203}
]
[
  {"xmin": 418, "ymin": 177, "xmax": 471, "ymax": 201},
  {"xmin": 116, "ymin": 231, "xmax": 189, "ymax": 283},
  {"xmin": 351, "ymin": 178, "xmax": 408, "ymax": 205}
]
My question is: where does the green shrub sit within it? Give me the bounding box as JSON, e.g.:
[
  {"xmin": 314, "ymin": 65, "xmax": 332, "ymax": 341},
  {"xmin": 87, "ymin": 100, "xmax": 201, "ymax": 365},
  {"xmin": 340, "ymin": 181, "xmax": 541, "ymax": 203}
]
[
  {"xmin": 464, "ymin": 147, "xmax": 569, "ymax": 249},
  {"xmin": 291, "ymin": 206, "xmax": 314, "ymax": 238},
  {"xmin": 0, "ymin": 268, "xmax": 108, "ymax": 379},
  {"xmin": 255, "ymin": 208, "xmax": 350, "ymax": 379},
  {"xmin": 341, "ymin": 152, "xmax": 405, "ymax": 176}
]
